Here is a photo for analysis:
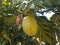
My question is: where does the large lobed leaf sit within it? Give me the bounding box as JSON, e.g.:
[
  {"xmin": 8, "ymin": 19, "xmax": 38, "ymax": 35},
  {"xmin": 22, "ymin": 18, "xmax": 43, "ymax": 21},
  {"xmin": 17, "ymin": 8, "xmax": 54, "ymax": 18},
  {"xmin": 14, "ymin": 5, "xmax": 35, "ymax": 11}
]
[
  {"xmin": 51, "ymin": 14, "xmax": 60, "ymax": 41},
  {"xmin": 35, "ymin": 16, "xmax": 56, "ymax": 44}
]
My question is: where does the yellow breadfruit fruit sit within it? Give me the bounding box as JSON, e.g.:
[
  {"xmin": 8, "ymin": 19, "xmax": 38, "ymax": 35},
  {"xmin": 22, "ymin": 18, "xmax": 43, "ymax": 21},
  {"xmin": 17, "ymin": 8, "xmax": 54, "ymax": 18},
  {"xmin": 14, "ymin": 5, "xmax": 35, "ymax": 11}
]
[{"xmin": 22, "ymin": 16, "xmax": 38, "ymax": 36}]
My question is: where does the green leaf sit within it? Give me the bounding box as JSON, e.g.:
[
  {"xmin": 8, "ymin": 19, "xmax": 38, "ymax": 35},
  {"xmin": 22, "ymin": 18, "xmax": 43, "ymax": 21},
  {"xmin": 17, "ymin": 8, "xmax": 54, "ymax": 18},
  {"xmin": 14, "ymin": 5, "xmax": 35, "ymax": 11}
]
[
  {"xmin": 0, "ymin": 36, "xmax": 4, "ymax": 44},
  {"xmin": 22, "ymin": 38, "xmax": 40, "ymax": 45},
  {"xmin": 35, "ymin": 16, "xmax": 56, "ymax": 44},
  {"xmin": 33, "ymin": 0, "xmax": 42, "ymax": 8},
  {"xmin": 1, "ymin": 30, "xmax": 11, "ymax": 44},
  {"xmin": 2, "ymin": 40, "xmax": 10, "ymax": 45},
  {"xmin": 42, "ymin": 0, "xmax": 52, "ymax": 7},
  {"xmin": 50, "ymin": 0, "xmax": 60, "ymax": 5},
  {"xmin": 51, "ymin": 14, "xmax": 60, "ymax": 41},
  {"xmin": 5, "ymin": 15, "xmax": 17, "ymax": 25}
]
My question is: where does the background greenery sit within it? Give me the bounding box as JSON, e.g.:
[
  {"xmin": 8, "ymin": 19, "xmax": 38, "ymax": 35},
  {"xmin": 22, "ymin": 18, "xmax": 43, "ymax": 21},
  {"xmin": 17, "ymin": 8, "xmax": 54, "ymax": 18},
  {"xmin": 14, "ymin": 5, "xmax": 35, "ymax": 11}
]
[{"xmin": 0, "ymin": 0, "xmax": 60, "ymax": 45}]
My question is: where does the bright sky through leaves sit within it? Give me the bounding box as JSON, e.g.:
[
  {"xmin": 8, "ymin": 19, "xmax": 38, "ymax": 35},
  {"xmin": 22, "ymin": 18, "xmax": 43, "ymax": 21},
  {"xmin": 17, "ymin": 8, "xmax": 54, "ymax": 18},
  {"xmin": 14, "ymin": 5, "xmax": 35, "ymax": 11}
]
[{"xmin": 44, "ymin": 11, "xmax": 55, "ymax": 20}]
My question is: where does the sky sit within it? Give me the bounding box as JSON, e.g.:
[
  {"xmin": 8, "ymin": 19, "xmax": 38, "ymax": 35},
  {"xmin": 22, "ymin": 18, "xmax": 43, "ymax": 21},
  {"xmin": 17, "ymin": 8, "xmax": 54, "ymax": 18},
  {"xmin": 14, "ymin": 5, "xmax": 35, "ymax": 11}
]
[
  {"xmin": 36, "ymin": 11, "xmax": 55, "ymax": 20},
  {"xmin": 44, "ymin": 11, "xmax": 55, "ymax": 20}
]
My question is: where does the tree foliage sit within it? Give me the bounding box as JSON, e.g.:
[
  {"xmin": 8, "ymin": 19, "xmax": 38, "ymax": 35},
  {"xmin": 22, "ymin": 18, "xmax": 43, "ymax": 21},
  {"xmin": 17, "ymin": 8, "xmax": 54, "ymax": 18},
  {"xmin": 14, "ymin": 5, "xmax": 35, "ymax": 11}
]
[{"xmin": 0, "ymin": 0, "xmax": 60, "ymax": 45}]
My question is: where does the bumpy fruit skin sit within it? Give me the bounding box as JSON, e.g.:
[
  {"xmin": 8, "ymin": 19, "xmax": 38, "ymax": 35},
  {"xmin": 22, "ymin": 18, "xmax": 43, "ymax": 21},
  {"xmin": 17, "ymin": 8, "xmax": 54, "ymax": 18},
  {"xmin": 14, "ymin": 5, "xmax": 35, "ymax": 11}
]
[{"xmin": 22, "ymin": 16, "xmax": 38, "ymax": 36}]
